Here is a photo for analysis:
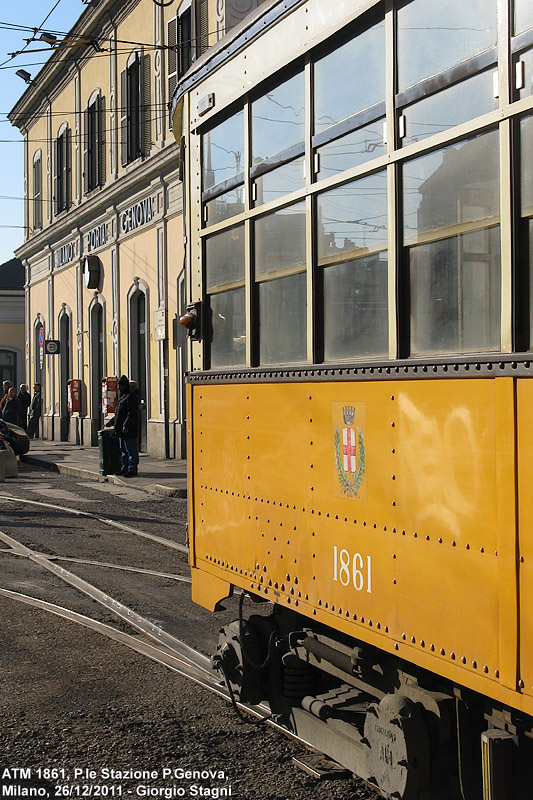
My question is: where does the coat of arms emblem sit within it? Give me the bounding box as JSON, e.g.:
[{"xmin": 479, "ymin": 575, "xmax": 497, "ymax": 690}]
[{"xmin": 334, "ymin": 404, "xmax": 366, "ymax": 499}]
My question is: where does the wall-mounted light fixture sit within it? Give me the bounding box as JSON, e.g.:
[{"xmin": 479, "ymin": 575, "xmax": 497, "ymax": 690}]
[{"xmin": 15, "ymin": 69, "xmax": 32, "ymax": 84}]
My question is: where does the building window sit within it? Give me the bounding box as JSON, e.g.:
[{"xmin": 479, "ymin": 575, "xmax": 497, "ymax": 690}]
[
  {"xmin": 168, "ymin": 4, "xmax": 193, "ymax": 107},
  {"xmin": 33, "ymin": 150, "xmax": 42, "ymax": 230},
  {"xmin": 54, "ymin": 124, "xmax": 70, "ymax": 215},
  {"xmin": 84, "ymin": 92, "xmax": 105, "ymax": 192},
  {"xmin": 121, "ymin": 52, "xmax": 151, "ymax": 166},
  {"xmin": 0, "ymin": 350, "xmax": 17, "ymax": 387}
]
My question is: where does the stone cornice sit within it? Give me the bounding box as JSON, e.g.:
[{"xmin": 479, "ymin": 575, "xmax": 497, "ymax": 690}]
[{"xmin": 15, "ymin": 140, "xmax": 179, "ymax": 262}]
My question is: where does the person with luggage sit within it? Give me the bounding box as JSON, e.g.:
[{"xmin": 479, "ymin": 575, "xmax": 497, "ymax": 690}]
[{"xmin": 107, "ymin": 375, "xmax": 140, "ymax": 477}]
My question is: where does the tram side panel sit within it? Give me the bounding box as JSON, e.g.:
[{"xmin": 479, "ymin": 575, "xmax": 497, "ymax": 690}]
[
  {"xmin": 190, "ymin": 377, "xmax": 520, "ymax": 709},
  {"xmin": 518, "ymin": 378, "xmax": 533, "ymax": 696}
]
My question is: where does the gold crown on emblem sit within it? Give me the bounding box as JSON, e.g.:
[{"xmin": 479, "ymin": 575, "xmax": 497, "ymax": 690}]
[{"xmin": 343, "ymin": 405, "xmax": 355, "ymax": 425}]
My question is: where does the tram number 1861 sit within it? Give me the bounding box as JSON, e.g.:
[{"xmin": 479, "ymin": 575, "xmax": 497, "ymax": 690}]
[{"xmin": 333, "ymin": 546, "xmax": 372, "ymax": 593}]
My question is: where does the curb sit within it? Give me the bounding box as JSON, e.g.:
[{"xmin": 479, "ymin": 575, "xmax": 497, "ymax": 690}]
[{"xmin": 21, "ymin": 453, "xmax": 187, "ymax": 497}]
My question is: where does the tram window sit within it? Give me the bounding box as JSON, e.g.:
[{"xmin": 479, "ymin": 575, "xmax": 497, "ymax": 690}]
[
  {"xmin": 316, "ymin": 120, "xmax": 385, "ymax": 179},
  {"xmin": 202, "ymin": 111, "xmax": 245, "ymax": 191},
  {"xmin": 253, "ymin": 159, "xmax": 305, "ymax": 206},
  {"xmin": 515, "ymin": 0, "xmax": 533, "ymax": 35},
  {"xmin": 205, "ymin": 224, "xmax": 245, "ymax": 290},
  {"xmin": 314, "ymin": 21, "xmax": 385, "ymax": 135},
  {"xmin": 259, "ymin": 273, "xmax": 307, "ymax": 364},
  {"xmin": 397, "ymin": 0, "xmax": 497, "ymax": 93},
  {"xmin": 209, "ymin": 288, "xmax": 246, "ymax": 367},
  {"xmin": 252, "ymin": 73, "xmax": 305, "ymax": 165},
  {"xmin": 403, "ymin": 131, "xmax": 501, "ymax": 354},
  {"xmin": 520, "ymin": 115, "xmax": 533, "ymax": 348},
  {"xmin": 204, "ymin": 186, "xmax": 245, "ymax": 226},
  {"xmin": 255, "ymin": 202, "xmax": 306, "ymax": 277},
  {"xmin": 401, "ymin": 72, "xmax": 497, "ymax": 146},
  {"xmin": 317, "ymin": 171, "xmax": 388, "ymax": 360}
]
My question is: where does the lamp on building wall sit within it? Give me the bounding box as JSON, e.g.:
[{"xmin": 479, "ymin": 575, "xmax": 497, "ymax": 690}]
[
  {"xmin": 39, "ymin": 32, "xmax": 58, "ymax": 45},
  {"xmin": 15, "ymin": 69, "xmax": 32, "ymax": 84}
]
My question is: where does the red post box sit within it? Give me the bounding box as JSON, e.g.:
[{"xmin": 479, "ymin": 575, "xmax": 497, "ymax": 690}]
[
  {"xmin": 102, "ymin": 377, "xmax": 118, "ymax": 415},
  {"xmin": 67, "ymin": 379, "xmax": 81, "ymax": 413}
]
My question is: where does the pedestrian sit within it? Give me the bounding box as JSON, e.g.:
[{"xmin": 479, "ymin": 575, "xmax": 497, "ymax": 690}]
[
  {"xmin": 2, "ymin": 387, "xmax": 22, "ymax": 426},
  {"xmin": 107, "ymin": 375, "xmax": 140, "ymax": 477},
  {"xmin": 27, "ymin": 383, "xmax": 42, "ymax": 439},
  {"xmin": 0, "ymin": 380, "xmax": 13, "ymax": 414},
  {"xmin": 17, "ymin": 384, "xmax": 31, "ymax": 431}
]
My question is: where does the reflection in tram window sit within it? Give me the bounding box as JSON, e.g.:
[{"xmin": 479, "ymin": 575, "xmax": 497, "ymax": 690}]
[
  {"xmin": 317, "ymin": 171, "xmax": 388, "ymax": 360},
  {"xmin": 205, "ymin": 224, "xmax": 245, "ymax": 290},
  {"xmin": 401, "ymin": 72, "xmax": 497, "ymax": 146},
  {"xmin": 397, "ymin": 0, "xmax": 497, "ymax": 93},
  {"xmin": 314, "ymin": 20, "xmax": 385, "ymax": 134},
  {"xmin": 520, "ymin": 115, "xmax": 533, "ymax": 349},
  {"xmin": 252, "ymin": 73, "xmax": 305, "ymax": 164},
  {"xmin": 209, "ymin": 288, "xmax": 246, "ymax": 368},
  {"xmin": 259, "ymin": 273, "xmax": 306, "ymax": 365},
  {"xmin": 515, "ymin": 0, "xmax": 533, "ymax": 36},
  {"xmin": 204, "ymin": 186, "xmax": 245, "ymax": 226},
  {"xmin": 403, "ymin": 132, "xmax": 500, "ymax": 354},
  {"xmin": 253, "ymin": 159, "xmax": 305, "ymax": 206},
  {"xmin": 202, "ymin": 111, "xmax": 244, "ymax": 191},
  {"xmin": 316, "ymin": 121, "xmax": 385, "ymax": 179}
]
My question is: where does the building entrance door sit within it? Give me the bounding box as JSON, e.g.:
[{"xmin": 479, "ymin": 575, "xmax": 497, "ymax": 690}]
[
  {"xmin": 90, "ymin": 304, "xmax": 104, "ymax": 443},
  {"xmin": 130, "ymin": 290, "xmax": 147, "ymax": 452}
]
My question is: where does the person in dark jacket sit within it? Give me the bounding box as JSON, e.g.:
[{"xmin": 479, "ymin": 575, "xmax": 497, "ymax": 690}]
[
  {"xmin": 2, "ymin": 387, "xmax": 22, "ymax": 426},
  {"xmin": 0, "ymin": 380, "xmax": 13, "ymax": 414},
  {"xmin": 108, "ymin": 375, "xmax": 140, "ymax": 477},
  {"xmin": 27, "ymin": 383, "xmax": 42, "ymax": 439},
  {"xmin": 17, "ymin": 384, "xmax": 31, "ymax": 431}
]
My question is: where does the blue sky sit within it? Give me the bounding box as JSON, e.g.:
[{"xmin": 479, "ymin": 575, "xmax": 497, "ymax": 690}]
[{"xmin": 0, "ymin": 1, "xmax": 87, "ymax": 265}]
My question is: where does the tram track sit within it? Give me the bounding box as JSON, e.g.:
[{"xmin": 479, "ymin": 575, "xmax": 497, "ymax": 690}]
[{"xmin": 0, "ymin": 492, "xmax": 188, "ymax": 554}]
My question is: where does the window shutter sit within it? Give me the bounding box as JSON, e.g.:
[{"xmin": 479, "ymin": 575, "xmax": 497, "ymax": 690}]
[
  {"xmin": 168, "ymin": 16, "xmax": 177, "ymax": 112},
  {"xmin": 94, "ymin": 95, "xmax": 101, "ymax": 188},
  {"xmin": 99, "ymin": 95, "xmax": 106, "ymax": 187},
  {"xmin": 33, "ymin": 155, "xmax": 42, "ymax": 230},
  {"xmin": 54, "ymin": 137, "xmax": 59, "ymax": 215},
  {"xmin": 197, "ymin": 0, "xmax": 208, "ymax": 57},
  {"xmin": 83, "ymin": 106, "xmax": 90, "ymax": 194},
  {"xmin": 120, "ymin": 68, "xmax": 128, "ymax": 167},
  {"xmin": 178, "ymin": 8, "xmax": 192, "ymax": 77},
  {"xmin": 142, "ymin": 54, "xmax": 151, "ymax": 157},
  {"xmin": 63, "ymin": 127, "xmax": 71, "ymax": 210}
]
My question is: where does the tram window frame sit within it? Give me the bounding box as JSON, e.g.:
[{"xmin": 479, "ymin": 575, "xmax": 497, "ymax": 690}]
[{"xmin": 201, "ymin": 106, "xmax": 245, "ymax": 227}]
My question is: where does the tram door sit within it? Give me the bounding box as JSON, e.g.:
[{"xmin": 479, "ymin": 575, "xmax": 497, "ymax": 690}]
[
  {"xmin": 90, "ymin": 304, "xmax": 104, "ymax": 443},
  {"xmin": 130, "ymin": 290, "xmax": 147, "ymax": 452},
  {"xmin": 59, "ymin": 313, "xmax": 70, "ymax": 441}
]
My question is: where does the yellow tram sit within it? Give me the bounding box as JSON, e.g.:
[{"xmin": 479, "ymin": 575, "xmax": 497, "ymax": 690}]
[{"xmin": 172, "ymin": 0, "xmax": 533, "ymax": 797}]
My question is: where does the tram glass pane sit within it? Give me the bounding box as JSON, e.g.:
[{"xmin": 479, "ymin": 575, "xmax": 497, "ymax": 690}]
[
  {"xmin": 520, "ymin": 115, "xmax": 533, "ymax": 348},
  {"xmin": 316, "ymin": 120, "xmax": 385, "ymax": 178},
  {"xmin": 202, "ymin": 111, "xmax": 244, "ymax": 191},
  {"xmin": 259, "ymin": 273, "xmax": 306, "ymax": 364},
  {"xmin": 515, "ymin": 0, "xmax": 533, "ymax": 35},
  {"xmin": 205, "ymin": 185, "xmax": 245, "ymax": 226},
  {"xmin": 209, "ymin": 288, "xmax": 246, "ymax": 367},
  {"xmin": 252, "ymin": 73, "xmax": 305, "ymax": 164},
  {"xmin": 255, "ymin": 202, "xmax": 306, "ymax": 278},
  {"xmin": 518, "ymin": 49, "xmax": 533, "ymax": 100},
  {"xmin": 317, "ymin": 171, "xmax": 388, "ymax": 261},
  {"xmin": 401, "ymin": 72, "xmax": 497, "ymax": 146},
  {"xmin": 205, "ymin": 224, "xmax": 245, "ymax": 291},
  {"xmin": 404, "ymin": 131, "xmax": 500, "ymax": 354},
  {"xmin": 397, "ymin": 0, "xmax": 497, "ymax": 92},
  {"xmin": 409, "ymin": 229, "xmax": 501, "ymax": 353},
  {"xmin": 314, "ymin": 21, "xmax": 385, "ymax": 135},
  {"xmin": 323, "ymin": 252, "xmax": 388, "ymax": 360},
  {"xmin": 253, "ymin": 159, "xmax": 305, "ymax": 206}
]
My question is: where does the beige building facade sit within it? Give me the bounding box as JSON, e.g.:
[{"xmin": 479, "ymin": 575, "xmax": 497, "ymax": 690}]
[{"xmin": 9, "ymin": 0, "xmax": 262, "ymax": 456}]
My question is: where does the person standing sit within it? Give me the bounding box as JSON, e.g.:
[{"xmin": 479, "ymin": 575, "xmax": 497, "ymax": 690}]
[
  {"xmin": 0, "ymin": 380, "xmax": 13, "ymax": 414},
  {"xmin": 27, "ymin": 383, "xmax": 42, "ymax": 439},
  {"xmin": 2, "ymin": 387, "xmax": 22, "ymax": 426},
  {"xmin": 17, "ymin": 384, "xmax": 31, "ymax": 431},
  {"xmin": 109, "ymin": 375, "xmax": 140, "ymax": 477}
]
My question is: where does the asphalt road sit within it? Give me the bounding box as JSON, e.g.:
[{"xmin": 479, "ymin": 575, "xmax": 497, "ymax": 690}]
[{"xmin": 0, "ymin": 463, "xmax": 379, "ymax": 800}]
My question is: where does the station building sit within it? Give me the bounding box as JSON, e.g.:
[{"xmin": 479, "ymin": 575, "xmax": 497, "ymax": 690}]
[{"xmin": 8, "ymin": 0, "xmax": 262, "ymax": 457}]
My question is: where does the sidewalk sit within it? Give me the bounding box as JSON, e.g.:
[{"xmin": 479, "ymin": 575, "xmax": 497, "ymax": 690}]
[{"xmin": 21, "ymin": 438, "xmax": 188, "ymax": 498}]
